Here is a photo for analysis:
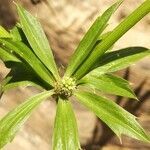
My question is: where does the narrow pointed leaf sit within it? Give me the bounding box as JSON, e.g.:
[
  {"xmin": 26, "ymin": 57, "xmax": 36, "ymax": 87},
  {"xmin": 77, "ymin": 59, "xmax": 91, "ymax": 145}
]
[
  {"xmin": 52, "ymin": 97, "xmax": 80, "ymax": 150},
  {"xmin": 0, "ymin": 76, "xmax": 11, "ymax": 99},
  {"xmin": 2, "ymin": 80, "xmax": 43, "ymax": 93},
  {"xmin": 78, "ymin": 74, "xmax": 137, "ymax": 99},
  {"xmin": 74, "ymin": 1, "xmax": 150, "ymax": 79},
  {"xmin": 16, "ymin": 4, "xmax": 59, "ymax": 79},
  {"xmin": 91, "ymin": 31, "xmax": 114, "ymax": 56},
  {"xmin": 10, "ymin": 25, "xmax": 22, "ymax": 41},
  {"xmin": 65, "ymin": 0, "xmax": 123, "ymax": 77},
  {"xmin": 10, "ymin": 25, "xmax": 32, "ymax": 48},
  {"xmin": 0, "ymin": 26, "xmax": 11, "ymax": 38},
  {"xmin": 0, "ymin": 47, "xmax": 20, "ymax": 63},
  {"xmin": 75, "ymin": 91, "xmax": 150, "ymax": 142},
  {"xmin": 97, "ymin": 31, "xmax": 112, "ymax": 42},
  {"xmin": 97, "ymin": 31, "xmax": 114, "ymax": 52},
  {"xmin": 0, "ymin": 62, "xmax": 50, "ymax": 93},
  {"xmin": 0, "ymin": 46, "xmax": 48, "ymax": 91},
  {"xmin": 0, "ymin": 39, "xmax": 54, "ymax": 86},
  {"xmin": 89, "ymin": 47, "xmax": 150, "ymax": 76},
  {"xmin": 1, "ymin": 73, "xmax": 43, "ymax": 94},
  {"xmin": 0, "ymin": 90, "xmax": 53, "ymax": 148},
  {"xmin": 0, "ymin": 46, "xmax": 50, "ymax": 92}
]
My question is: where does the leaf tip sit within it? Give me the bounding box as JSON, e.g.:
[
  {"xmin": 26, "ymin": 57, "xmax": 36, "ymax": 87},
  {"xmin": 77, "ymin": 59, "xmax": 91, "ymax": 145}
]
[
  {"xmin": 13, "ymin": 1, "xmax": 18, "ymax": 7},
  {"xmin": 115, "ymin": 133, "xmax": 123, "ymax": 144},
  {"xmin": 130, "ymin": 92, "xmax": 138, "ymax": 101},
  {"xmin": 114, "ymin": 0, "xmax": 124, "ymax": 8}
]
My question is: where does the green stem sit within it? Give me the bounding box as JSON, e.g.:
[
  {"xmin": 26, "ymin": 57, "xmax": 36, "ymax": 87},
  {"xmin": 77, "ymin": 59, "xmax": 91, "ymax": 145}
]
[{"xmin": 74, "ymin": 0, "xmax": 150, "ymax": 80}]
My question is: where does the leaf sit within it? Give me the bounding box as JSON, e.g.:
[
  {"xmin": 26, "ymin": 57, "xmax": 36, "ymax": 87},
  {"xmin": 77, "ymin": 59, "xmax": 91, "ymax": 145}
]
[
  {"xmin": 0, "ymin": 62, "xmax": 49, "ymax": 93},
  {"xmin": 0, "ymin": 42, "xmax": 51, "ymax": 92},
  {"xmin": 0, "ymin": 39, "xmax": 54, "ymax": 86},
  {"xmin": 73, "ymin": 1, "xmax": 150, "ymax": 79},
  {"xmin": 0, "ymin": 26, "xmax": 11, "ymax": 38},
  {"xmin": 90, "ymin": 31, "xmax": 114, "ymax": 57},
  {"xmin": 97, "ymin": 31, "xmax": 112, "ymax": 41},
  {"xmin": 16, "ymin": 4, "xmax": 59, "ymax": 80},
  {"xmin": 0, "ymin": 90, "xmax": 53, "ymax": 148},
  {"xmin": 10, "ymin": 25, "xmax": 22, "ymax": 41},
  {"xmin": 78, "ymin": 74, "xmax": 137, "ymax": 99},
  {"xmin": 52, "ymin": 97, "xmax": 80, "ymax": 150},
  {"xmin": 65, "ymin": 0, "xmax": 123, "ymax": 77},
  {"xmin": 89, "ymin": 47, "xmax": 150, "ymax": 76},
  {"xmin": 0, "ymin": 45, "xmax": 49, "ymax": 93},
  {"xmin": 10, "ymin": 24, "xmax": 34, "ymax": 50},
  {"xmin": 1, "ymin": 73, "xmax": 42, "ymax": 94},
  {"xmin": 2, "ymin": 81, "xmax": 43, "ymax": 93},
  {"xmin": 96, "ymin": 31, "xmax": 114, "ymax": 52},
  {"xmin": 0, "ymin": 47, "xmax": 20, "ymax": 63},
  {"xmin": 75, "ymin": 91, "xmax": 150, "ymax": 142}
]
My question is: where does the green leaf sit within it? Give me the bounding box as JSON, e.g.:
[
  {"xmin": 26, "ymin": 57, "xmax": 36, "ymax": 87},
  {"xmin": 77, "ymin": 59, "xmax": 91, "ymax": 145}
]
[
  {"xmin": 0, "ymin": 26, "xmax": 11, "ymax": 38},
  {"xmin": 0, "ymin": 90, "xmax": 53, "ymax": 148},
  {"xmin": 97, "ymin": 31, "xmax": 112, "ymax": 41},
  {"xmin": 0, "ymin": 39, "xmax": 54, "ymax": 86},
  {"xmin": 0, "ymin": 45, "xmax": 50, "ymax": 92},
  {"xmin": 10, "ymin": 25, "xmax": 22, "ymax": 41},
  {"xmin": 2, "ymin": 80, "xmax": 43, "ymax": 93},
  {"xmin": 65, "ymin": 0, "xmax": 123, "ymax": 77},
  {"xmin": 75, "ymin": 91, "xmax": 150, "ymax": 142},
  {"xmin": 97, "ymin": 31, "xmax": 114, "ymax": 52},
  {"xmin": 52, "ymin": 97, "xmax": 80, "ymax": 150},
  {"xmin": 89, "ymin": 47, "xmax": 150, "ymax": 76},
  {"xmin": 0, "ymin": 62, "xmax": 49, "ymax": 93},
  {"xmin": 78, "ymin": 74, "xmax": 137, "ymax": 99},
  {"xmin": 10, "ymin": 24, "xmax": 32, "ymax": 48},
  {"xmin": 0, "ymin": 45, "xmax": 51, "ymax": 93},
  {"xmin": 0, "ymin": 74, "xmax": 41, "ymax": 94},
  {"xmin": 90, "ymin": 31, "xmax": 114, "ymax": 57},
  {"xmin": 74, "ymin": 0, "xmax": 150, "ymax": 79},
  {"xmin": 16, "ymin": 4, "xmax": 59, "ymax": 80},
  {"xmin": 0, "ymin": 47, "xmax": 20, "ymax": 63}
]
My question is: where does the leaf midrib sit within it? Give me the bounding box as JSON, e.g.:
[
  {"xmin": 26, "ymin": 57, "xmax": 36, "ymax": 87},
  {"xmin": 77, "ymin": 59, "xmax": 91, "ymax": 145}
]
[{"xmin": 75, "ymin": 92, "xmax": 148, "ymax": 140}]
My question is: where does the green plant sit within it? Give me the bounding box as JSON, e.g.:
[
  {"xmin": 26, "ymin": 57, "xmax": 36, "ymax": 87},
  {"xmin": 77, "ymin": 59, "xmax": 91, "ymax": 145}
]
[{"xmin": 0, "ymin": 0, "xmax": 150, "ymax": 149}]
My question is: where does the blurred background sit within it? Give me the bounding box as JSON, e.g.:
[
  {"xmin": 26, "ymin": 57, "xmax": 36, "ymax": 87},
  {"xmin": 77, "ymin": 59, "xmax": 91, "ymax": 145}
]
[{"xmin": 0, "ymin": 0, "xmax": 150, "ymax": 149}]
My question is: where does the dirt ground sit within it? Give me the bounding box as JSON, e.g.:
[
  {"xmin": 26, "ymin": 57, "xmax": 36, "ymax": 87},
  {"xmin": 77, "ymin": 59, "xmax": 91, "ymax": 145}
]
[{"xmin": 0, "ymin": 0, "xmax": 150, "ymax": 150}]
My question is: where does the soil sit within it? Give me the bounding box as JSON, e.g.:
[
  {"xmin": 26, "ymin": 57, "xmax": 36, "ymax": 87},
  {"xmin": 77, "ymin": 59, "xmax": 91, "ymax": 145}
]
[{"xmin": 0, "ymin": 0, "xmax": 150, "ymax": 150}]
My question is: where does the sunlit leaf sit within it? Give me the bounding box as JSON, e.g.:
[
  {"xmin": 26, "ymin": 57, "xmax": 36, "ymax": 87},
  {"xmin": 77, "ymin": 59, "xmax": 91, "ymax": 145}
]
[
  {"xmin": 97, "ymin": 31, "xmax": 112, "ymax": 42},
  {"xmin": 10, "ymin": 24, "xmax": 31, "ymax": 48},
  {"xmin": 96, "ymin": 31, "xmax": 114, "ymax": 52},
  {"xmin": 89, "ymin": 47, "xmax": 150, "ymax": 76},
  {"xmin": 0, "ymin": 26, "xmax": 11, "ymax": 38},
  {"xmin": 78, "ymin": 74, "xmax": 137, "ymax": 99},
  {"xmin": 16, "ymin": 4, "xmax": 59, "ymax": 80},
  {"xmin": 10, "ymin": 25, "xmax": 22, "ymax": 41},
  {"xmin": 75, "ymin": 91, "xmax": 150, "ymax": 142},
  {"xmin": 0, "ymin": 47, "xmax": 48, "ymax": 92},
  {"xmin": 65, "ymin": 0, "xmax": 123, "ymax": 77},
  {"xmin": 2, "ymin": 81, "xmax": 43, "ymax": 92},
  {"xmin": 0, "ymin": 1, "xmax": 150, "ymax": 149},
  {"xmin": 74, "ymin": 1, "xmax": 150, "ymax": 79},
  {"xmin": 0, "ymin": 39, "xmax": 54, "ymax": 86},
  {"xmin": 0, "ymin": 90, "xmax": 53, "ymax": 148},
  {"xmin": 52, "ymin": 97, "xmax": 80, "ymax": 150},
  {"xmin": 0, "ymin": 62, "xmax": 50, "ymax": 94},
  {"xmin": 0, "ymin": 47, "xmax": 20, "ymax": 63}
]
